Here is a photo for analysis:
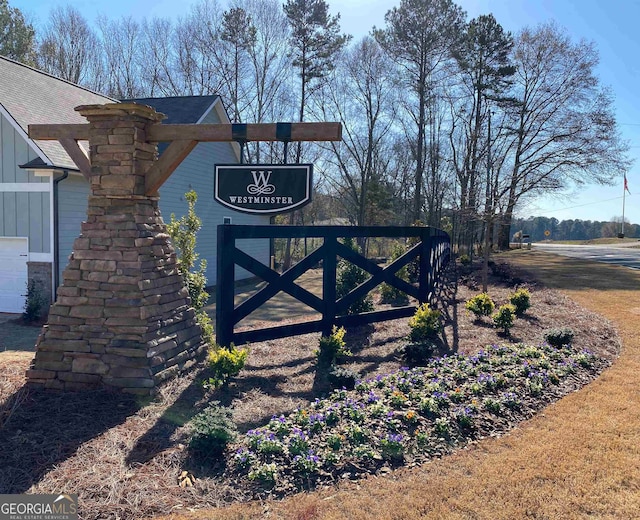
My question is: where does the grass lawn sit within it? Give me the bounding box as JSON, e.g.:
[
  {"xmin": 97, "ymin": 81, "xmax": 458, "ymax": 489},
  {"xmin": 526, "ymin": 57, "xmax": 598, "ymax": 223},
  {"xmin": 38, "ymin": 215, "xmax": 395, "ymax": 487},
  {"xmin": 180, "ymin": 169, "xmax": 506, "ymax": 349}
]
[{"xmin": 540, "ymin": 237, "xmax": 640, "ymax": 245}]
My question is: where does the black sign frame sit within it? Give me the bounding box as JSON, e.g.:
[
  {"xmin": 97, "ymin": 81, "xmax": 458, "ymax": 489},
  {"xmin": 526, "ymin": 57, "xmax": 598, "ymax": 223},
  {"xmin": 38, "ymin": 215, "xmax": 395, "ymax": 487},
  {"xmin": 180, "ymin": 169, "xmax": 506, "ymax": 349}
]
[{"xmin": 214, "ymin": 164, "xmax": 313, "ymax": 215}]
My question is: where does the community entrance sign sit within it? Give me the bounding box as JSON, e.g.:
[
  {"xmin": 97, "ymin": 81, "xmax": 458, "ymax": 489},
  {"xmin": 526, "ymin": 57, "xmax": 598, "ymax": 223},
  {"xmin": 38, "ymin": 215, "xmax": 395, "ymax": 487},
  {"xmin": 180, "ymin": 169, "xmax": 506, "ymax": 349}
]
[
  {"xmin": 214, "ymin": 164, "xmax": 312, "ymax": 214},
  {"xmin": 27, "ymin": 103, "xmax": 341, "ymax": 394}
]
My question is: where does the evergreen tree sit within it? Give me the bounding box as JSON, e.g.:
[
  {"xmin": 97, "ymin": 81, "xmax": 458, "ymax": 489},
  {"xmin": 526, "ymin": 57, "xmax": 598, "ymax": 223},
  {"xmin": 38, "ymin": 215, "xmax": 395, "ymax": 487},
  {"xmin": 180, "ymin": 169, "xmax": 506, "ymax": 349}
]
[
  {"xmin": 375, "ymin": 0, "xmax": 465, "ymax": 222},
  {"xmin": 0, "ymin": 0, "xmax": 36, "ymax": 64}
]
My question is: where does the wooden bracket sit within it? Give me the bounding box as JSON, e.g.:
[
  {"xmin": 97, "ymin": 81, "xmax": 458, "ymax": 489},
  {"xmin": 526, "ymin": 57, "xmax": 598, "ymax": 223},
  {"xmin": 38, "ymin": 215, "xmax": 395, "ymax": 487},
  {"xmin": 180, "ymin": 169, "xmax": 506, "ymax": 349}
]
[
  {"xmin": 58, "ymin": 138, "xmax": 91, "ymax": 179},
  {"xmin": 145, "ymin": 140, "xmax": 198, "ymax": 195}
]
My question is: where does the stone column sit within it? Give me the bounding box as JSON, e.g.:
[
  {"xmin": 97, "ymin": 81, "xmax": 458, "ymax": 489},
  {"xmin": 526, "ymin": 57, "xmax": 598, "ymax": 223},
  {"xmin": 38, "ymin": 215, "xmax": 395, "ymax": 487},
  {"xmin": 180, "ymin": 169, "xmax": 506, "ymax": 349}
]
[{"xmin": 28, "ymin": 103, "xmax": 207, "ymax": 394}]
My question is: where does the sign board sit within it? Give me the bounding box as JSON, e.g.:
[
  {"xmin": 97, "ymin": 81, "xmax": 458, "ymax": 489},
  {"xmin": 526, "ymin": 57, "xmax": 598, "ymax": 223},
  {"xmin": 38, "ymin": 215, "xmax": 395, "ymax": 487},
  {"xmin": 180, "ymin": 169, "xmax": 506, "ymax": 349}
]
[{"xmin": 214, "ymin": 164, "xmax": 313, "ymax": 215}]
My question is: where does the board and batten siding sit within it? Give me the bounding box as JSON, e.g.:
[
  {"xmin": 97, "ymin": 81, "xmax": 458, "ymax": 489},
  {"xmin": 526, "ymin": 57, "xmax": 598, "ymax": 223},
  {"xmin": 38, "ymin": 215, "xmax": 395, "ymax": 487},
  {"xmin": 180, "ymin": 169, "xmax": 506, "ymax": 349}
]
[
  {"xmin": 56, "ymin": 173, "xmax": 89, "ymax": 280},
  {"xmin": 55, "ymin": 104, "xmax": 269, "ymax": 287},
  {"xmin": 0, "ymin": 111, "xmax": 51, "ymax": 255},
  {"xmin": 158, "ymin": 104, "xmax": 270, "ymax": 285}
]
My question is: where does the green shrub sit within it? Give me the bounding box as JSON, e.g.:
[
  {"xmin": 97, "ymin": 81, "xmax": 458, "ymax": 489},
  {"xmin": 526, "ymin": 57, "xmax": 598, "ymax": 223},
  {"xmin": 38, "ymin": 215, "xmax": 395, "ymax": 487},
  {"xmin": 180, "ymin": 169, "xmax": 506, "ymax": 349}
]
[
  {"xmin": 458, "ymin": 253, "xmax": 471, "ymax": 266},
  {"xmin": 22, "ymin": 279, "xmax": 47, "ymax": 323},
  {"xmin": 492, "ymin": 304, "xmax": 517, "ymax": 335},
  {"xmin": 336, "ymin": 238, "xmax": 374, "ymax": 315},
  {"xmin": 402, "ymin": 341, "xmax": 437, "ymax": 365},
  {"xmin": 166, "ymin": 190, "xmax": 209, "ymax": 310},
  {"xmin": 465, "ymin": 293, "xmax": 495, "ymax": 319},
  {"xmin": 408, "ymin": 303, "xmax": 441, "ymax": 344},
  {"xmin": 327, "ymin": 364, "xmax": 359, "ymax": 389},
  {"xmin": 188, "ymin": 402, "xmax": 237, "ymax": 458},
  {"xmin": 509, "ymin": 288, "xmax": 531, "ymax": 316},
  {"xmin": 379, "ymin": 243, "xmax": 410, "ymax": 305},
  {"xmin": 406, "ymin": 221, "xmax": 424, "ymax": 282},
  {"xmin": 165, "ymin": 190, "xmax": 215, "ymax": 347},
  {"xmin": 204, "ymin": 345, "xmax": 248, "ymax": 388},
  {"xmin": 544, "ymin": 327, "xmax": 575, "ymax": 347},
  {"xmin": 316, "ymin": 326, "xmax": 351, "ymax": 365}
]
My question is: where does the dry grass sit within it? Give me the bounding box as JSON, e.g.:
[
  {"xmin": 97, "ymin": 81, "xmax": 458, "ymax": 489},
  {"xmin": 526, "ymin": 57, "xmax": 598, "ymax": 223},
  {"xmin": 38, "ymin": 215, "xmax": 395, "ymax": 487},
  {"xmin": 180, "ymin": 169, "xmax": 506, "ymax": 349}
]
[
  {"xmin": 0, "ymin": 255, "xmax": 632, "ymax": 519},
  {"xmin": 157, "ymin": 251, "xmax": 640, "ymax": 520}
]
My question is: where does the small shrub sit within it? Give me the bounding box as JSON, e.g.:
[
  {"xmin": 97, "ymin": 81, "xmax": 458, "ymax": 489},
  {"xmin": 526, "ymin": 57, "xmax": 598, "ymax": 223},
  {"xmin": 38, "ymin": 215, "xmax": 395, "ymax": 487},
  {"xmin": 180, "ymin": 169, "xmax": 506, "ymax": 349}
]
[
  {"xmin": 379, "ymin": 243, "xmax": 410, "ymax": 305},
  {"xmin": 402, "ymin": 341, "xmax": 437, "ymax": 365},
  {"xmin": 204, "ymin": 345, "xmax": 248, "ymax": 389},
  {"xmin": 406, "ymin": 221, "xmax": 424, "ymax": 282},
  {"xmin": 327, "ymin": 364, "xmax": 359, "ymax": 389},
  {"xmin": 166, "ymin": 190, "xmax": 209, "ymax": 310},
  {"xmin": 22, "ymin": 279, "xmax": 47, "ymax": 323},
  {"xmin": 316, "ymin": 326, "xmax": 351, "ymax": 365},
  {"xmin": 544, "ymin": 327, "xmax": 575, "ymax": 347},
  {"xmin": 408, "ymin": 303, "xmax": 442, "ymax": 344},
  {"xmin": 492, "ymin": 304, "xmax": 517, "ymax": 335},
  {"xmin": 248, "ymin": 462, "xmax": 278, "ymax": 485},
  {"xmin": 465, "ymin": 293, "xmax": 495, "ymax": 319},
  {"xmin": 458, "ymin": 253, "xmax": 471, "ymax": 266},
  {"xmin": 188, "ymin": 402, "xmax": 237, "ymax": 458},
  {"xmin": 379, "ymin": 433, "xmax": 405, "ymax": 460},
  {"xmin": 336, "ymin": 237, "xmax": 374, "ymax": 315},
  {"xmin": 196, "ymin": 310, "xmax": 215, "ymax": 347},
  {"xmin": 509, "ymin": 288, "xmax": 531, "ymax": 316}
]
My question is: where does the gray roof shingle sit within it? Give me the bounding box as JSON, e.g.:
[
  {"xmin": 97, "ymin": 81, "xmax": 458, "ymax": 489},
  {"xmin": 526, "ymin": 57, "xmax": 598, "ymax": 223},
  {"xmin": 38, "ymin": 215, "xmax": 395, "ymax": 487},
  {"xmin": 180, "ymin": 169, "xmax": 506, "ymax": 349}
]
[
  {"xmin": 125, "ymin": 96, "xmax": 220, "ymax": 124},
  {"xmin": 0, "ymin": 55, "xmax": 116, "ymax": 170}
]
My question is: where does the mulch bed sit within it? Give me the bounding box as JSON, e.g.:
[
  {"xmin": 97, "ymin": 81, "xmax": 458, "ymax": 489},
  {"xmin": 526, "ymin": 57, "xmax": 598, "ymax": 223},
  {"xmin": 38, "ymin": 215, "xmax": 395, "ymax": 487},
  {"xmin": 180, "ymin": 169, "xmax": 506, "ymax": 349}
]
[{"xmin": 0, "ymin": 259, "xmax": 620, "ymax": 519}]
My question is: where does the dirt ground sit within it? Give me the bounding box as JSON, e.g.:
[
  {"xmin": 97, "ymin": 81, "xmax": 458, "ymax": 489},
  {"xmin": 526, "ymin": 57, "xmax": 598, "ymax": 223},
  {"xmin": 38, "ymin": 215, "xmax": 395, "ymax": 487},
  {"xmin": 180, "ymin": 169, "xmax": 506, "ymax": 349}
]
[{"xmin": 0, "ymin": 259, "xmax": 621, "ymax": 519}]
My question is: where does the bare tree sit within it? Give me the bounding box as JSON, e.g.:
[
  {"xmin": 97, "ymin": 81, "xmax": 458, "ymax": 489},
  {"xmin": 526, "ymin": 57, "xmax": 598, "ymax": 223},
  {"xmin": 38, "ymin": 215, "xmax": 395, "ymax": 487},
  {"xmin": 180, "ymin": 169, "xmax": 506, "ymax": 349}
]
[
  {"xmin": 37, "ymin": 5, "xmax": 104, "ymax": 91},
  {"xmin": 495, "ymin": 22, "xmax": 631, "ymax": 249},
  {"xmin": 242, "ymin": 0, "xmax": 293, "ymax": 162},
  {"xmin": 319, "ymin": 36, "xmax": 398, "ymax": 227},
  {"xmin": 138, "ymin": 17, "xmax": 182, "ymax": 96},
  {"xmin": 97, "ymin": 15, "xmax": 144, "ymax": 98}
]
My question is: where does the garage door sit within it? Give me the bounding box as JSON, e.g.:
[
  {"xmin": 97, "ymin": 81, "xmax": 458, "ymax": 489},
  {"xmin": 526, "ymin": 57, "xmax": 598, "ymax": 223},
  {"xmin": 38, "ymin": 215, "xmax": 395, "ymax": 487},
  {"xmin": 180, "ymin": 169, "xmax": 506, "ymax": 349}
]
[{"xmin": 0, "ymin": 237, "xmax": 28, "ymax": 313}]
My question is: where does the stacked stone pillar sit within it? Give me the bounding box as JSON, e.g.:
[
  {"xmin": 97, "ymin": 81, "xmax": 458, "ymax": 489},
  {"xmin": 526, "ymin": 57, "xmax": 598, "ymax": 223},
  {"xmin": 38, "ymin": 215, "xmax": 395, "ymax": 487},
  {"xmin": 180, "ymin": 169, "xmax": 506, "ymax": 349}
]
[{"xmin": 27, "ymin": 103, "xmax": 207, "ymax": 394}]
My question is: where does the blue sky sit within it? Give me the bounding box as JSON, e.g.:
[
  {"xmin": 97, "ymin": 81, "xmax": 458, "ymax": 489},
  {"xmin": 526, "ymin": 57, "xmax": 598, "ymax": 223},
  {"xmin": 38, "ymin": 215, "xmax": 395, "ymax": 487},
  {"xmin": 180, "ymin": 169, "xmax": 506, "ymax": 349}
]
[{"xmin": 14, "ymin": 0, "xmax": 640, "ymax": 225}]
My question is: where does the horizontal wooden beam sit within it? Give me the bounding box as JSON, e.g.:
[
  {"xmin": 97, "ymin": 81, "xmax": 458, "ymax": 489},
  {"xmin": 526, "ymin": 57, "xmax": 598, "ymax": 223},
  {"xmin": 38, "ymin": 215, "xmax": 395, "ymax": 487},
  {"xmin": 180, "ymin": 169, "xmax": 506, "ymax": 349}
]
[
  {"xmin": 145, "ymin": 140, "xmax": 198, "ymax": 195},
  {"xmin": 29, "ymin": 124, "xmax": 89, "ymax": 141},
  {"xmin": 29, "ymin": 122, "xmax": 343, "ymax": 143},
  {"xmin": 147, "ymin": 122, "xmax": 342, "ymax": 142}
]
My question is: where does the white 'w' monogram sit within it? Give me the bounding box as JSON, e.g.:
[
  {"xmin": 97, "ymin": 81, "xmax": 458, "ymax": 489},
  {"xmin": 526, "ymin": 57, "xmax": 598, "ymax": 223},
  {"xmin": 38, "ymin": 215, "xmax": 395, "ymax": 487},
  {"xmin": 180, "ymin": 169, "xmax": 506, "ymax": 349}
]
[{"xmin": 247, "ymin": 170, "xmax": 276, "ymax": 195}]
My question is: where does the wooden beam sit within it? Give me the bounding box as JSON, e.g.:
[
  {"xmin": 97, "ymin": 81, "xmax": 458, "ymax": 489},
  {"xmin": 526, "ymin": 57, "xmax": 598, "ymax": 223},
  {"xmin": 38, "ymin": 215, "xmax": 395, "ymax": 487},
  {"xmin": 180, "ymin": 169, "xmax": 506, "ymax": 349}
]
[
  {"xmin": 59, "ymin": 138, "xmax": 91, "ymax": 180},
  {"xmin": 145, "ymin": 140, "xmax": 198, "ymax": 195},
  {"xmin": 28, "ymin": 122, "xmax": 343, "ymax": 143},
  {"xmin": 147, "ymin": 122, "xmax": 342, "ymax": 142},
  {"xmin": 29, "ymin": 124, "xmax": 89, "ymax": 141}
]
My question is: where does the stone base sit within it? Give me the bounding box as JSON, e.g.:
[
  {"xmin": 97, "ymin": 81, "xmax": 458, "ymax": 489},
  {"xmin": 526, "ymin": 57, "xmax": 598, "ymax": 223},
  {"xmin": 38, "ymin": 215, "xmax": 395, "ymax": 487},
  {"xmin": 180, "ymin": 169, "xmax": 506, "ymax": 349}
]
[{"xmin": 27, "ymin": 197, "xmax": 207, "ymax": 394}]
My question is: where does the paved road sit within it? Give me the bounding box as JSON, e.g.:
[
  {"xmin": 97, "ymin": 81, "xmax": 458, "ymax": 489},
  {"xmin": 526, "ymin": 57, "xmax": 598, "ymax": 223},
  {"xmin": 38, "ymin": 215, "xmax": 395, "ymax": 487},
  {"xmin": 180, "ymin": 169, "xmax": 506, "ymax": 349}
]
[{"xmin": 533, "ymin": 242, "xmax": 640, "ymax": 270}]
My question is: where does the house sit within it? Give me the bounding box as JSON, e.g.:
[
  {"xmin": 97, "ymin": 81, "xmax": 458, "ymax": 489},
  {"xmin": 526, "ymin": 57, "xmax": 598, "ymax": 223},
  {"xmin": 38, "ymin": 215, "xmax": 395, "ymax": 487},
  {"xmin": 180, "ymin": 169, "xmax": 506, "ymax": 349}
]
[{"xmin": 0, "ymin": 55, "xmax": 270, "ymax": 313}]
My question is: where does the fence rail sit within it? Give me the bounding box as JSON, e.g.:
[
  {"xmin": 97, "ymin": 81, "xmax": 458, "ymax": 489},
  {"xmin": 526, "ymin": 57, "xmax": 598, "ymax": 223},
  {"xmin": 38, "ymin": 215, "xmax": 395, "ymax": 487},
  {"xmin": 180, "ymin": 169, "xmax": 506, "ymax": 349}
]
[{"xmin": 216, "ymin": 225, "xmax": 450, "ymax": 347}]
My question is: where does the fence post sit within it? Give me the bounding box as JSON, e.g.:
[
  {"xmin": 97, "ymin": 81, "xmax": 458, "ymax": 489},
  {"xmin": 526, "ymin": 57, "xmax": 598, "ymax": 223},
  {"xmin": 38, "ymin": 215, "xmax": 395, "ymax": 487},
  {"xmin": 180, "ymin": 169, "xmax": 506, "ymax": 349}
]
[
  {"xmin": 216, "ymin": 224, "xmax": 235, "ymax": 347},
  {"xmin": 419, "ymin": 228, "xmax": 431, "ymax": 304},
  {"xmin": 322, "ymin": 235, "xmax": 338, "ymax": 336}
]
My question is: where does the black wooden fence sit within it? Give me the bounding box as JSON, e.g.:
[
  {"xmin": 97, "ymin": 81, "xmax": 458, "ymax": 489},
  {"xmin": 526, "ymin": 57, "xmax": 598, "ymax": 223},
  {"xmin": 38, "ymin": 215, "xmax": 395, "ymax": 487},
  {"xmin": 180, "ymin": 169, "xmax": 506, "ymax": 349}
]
[{"xmin": 216, "ymin": 225, "xmax": 450, "ymax": 347}]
